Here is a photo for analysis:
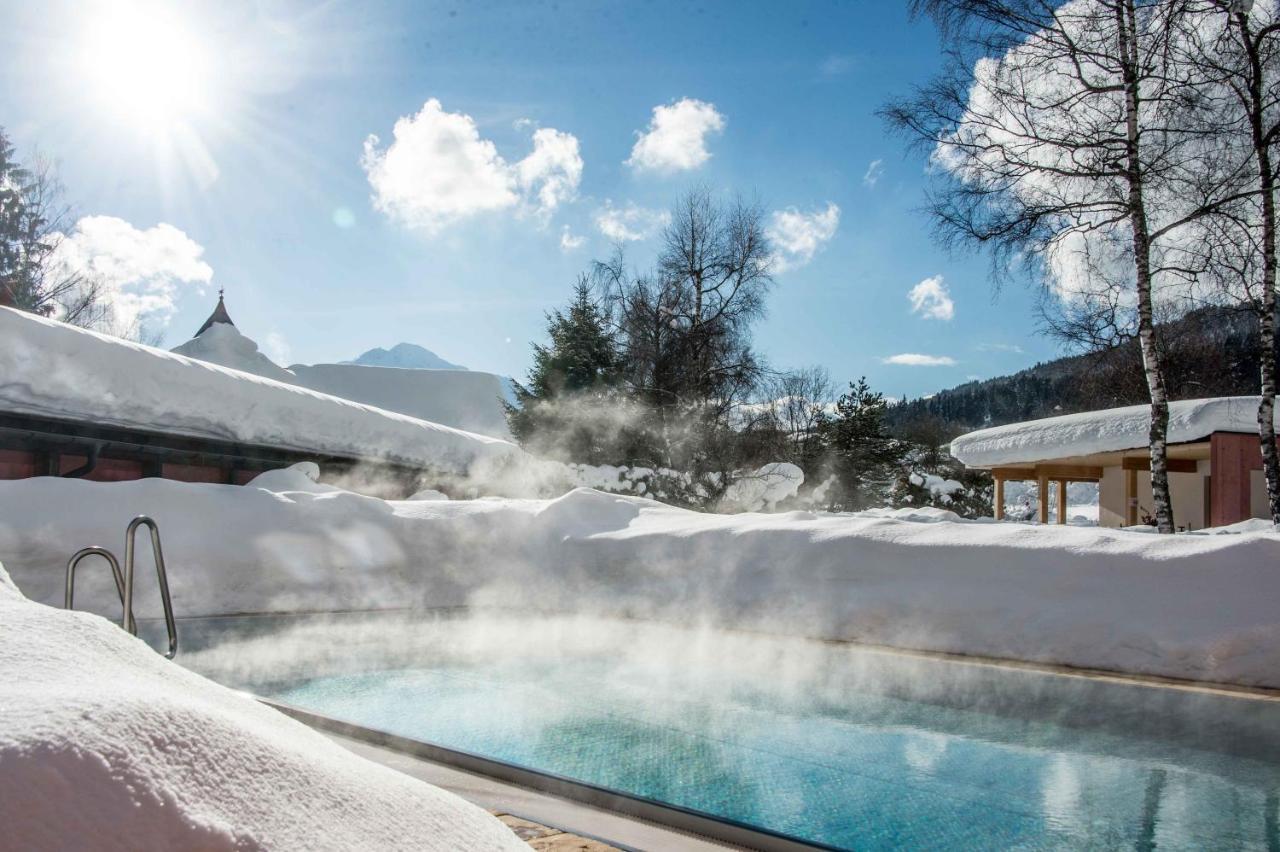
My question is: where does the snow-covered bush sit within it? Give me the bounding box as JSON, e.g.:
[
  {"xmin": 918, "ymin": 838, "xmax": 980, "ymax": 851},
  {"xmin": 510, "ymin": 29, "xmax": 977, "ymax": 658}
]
[
  {"xmin": 719, "ymin": 462, "xmax": 805, "ymax": 512},
  {"xmin": 892, "ymin": 454, "xmax": 994, "ymax": 519}
]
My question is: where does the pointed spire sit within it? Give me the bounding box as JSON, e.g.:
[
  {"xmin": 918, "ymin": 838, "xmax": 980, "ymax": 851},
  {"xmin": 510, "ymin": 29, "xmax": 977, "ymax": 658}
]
[{"xmin": 195, "ymin": 288, "xmax": 234, "ymax": 337}]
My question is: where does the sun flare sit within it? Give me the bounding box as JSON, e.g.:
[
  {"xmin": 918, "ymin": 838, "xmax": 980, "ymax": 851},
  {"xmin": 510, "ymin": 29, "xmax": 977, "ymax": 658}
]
[{"xmin": 78, "ymin": 3, "xmax": 214, "ymax": 132}]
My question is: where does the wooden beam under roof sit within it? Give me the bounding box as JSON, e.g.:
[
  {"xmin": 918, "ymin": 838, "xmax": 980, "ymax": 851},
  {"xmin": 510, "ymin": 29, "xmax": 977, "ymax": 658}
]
[
  {"xmin": 991, "ymin": 464, "xmax": 1103, "ymax": 482},
  {"xmin": 1036, "ymin": 464, "xmax": 1104, "ymax": 481},
  {"xmin": 1121, "ymin": 457, "xmax": 1199, "ymax": 473},
  {"xmin": 991, "ymin": 467, "xmax": 1036, "ymax": 481}
]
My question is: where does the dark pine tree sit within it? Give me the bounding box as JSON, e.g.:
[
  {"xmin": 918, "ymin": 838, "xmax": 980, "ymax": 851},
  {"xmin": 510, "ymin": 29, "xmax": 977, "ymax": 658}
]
[
  {"xmin": 823, "ymin": 377, "xmax": 905, "ymax": 511},
  {"xmin": 506, "ymin": 277, "xmax": 628, "ymax": 463},
  {"xmin": 0, "ymin": 128, "xmax": 29, "ymax": 307}
]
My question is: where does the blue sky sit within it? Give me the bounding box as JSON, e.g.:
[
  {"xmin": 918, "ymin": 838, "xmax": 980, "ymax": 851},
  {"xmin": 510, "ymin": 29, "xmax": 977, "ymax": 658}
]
[{"xmin": 0, "ymin": 0, "xmax": 1057, "ymax": 399}]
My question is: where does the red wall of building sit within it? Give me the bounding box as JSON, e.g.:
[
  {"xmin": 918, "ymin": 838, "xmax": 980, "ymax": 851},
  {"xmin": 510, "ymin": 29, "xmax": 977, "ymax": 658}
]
[
  {"xmin": 0, "ymin": 449, "xmax": 37, "ymax": 479},
  {"xmin": 57, "ymin": 455, "xmax": 143, "ymax": 482},
  {"xmin": 1209, "ymin": 432, "xmax": 1274, "ymax": 527},
  {"xmin": 162, "ymin": 462, "xmax": 226, "ymax": 484},
  {"xmin": 0, "ymin": 450, "xmax": 270, "ymax": 486}
]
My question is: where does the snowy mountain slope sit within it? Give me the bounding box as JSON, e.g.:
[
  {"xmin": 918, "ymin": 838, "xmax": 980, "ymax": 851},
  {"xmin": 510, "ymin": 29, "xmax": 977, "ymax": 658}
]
[
  {"xmin": 345, "ymin": 343, "xmax": 468, "ymax": 370},
  {"xmin": 886, "ymin": 305, "xmax": 1270, "ymax": 436},
  {"xmin": 4, "ymin": 471, "xmax": 1280, "ymax": 687},
  {"xmin": 0, "ymin": 563, "xmax": 526, "ymax": 851},
  {"xmin": 1, "ymin": 307, "xmax": 515, "ymax": 474}
]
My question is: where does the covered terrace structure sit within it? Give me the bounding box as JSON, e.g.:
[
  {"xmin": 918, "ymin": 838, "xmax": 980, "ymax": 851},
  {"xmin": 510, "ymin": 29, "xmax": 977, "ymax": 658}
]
[{"xmin": 950, "ymin": 397, "xmax": 1276, "ymax": 529}]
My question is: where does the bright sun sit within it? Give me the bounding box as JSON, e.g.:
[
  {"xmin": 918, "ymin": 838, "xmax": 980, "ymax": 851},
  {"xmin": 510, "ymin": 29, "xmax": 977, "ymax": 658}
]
[{"xmin": 78, "ymin": 3, "xmax": 214, "ymax": 132}]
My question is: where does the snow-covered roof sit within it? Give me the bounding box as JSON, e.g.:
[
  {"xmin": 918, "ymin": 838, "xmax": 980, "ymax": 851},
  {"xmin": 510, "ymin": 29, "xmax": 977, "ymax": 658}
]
[
  {"xmin": 194, "ymin": 291, "xmax": 235, "ymax": 337},
  {"xmin": 170, "ymin": 321, "xmax": 299, "ymax": 384},
  {"xmin": 951, "ymin": 397, "xmax": 1267, "ymax": 468},
  {"xmin": 289, "ymin": 363, "xmax": 512, "ymax": 439},
  {"xmin": 168, "ymin": 323, "xmax": 512, "ymax": 438},
  {"xmin": 0, "ymin": 307, "xmax": 517, "ymax": 473}
]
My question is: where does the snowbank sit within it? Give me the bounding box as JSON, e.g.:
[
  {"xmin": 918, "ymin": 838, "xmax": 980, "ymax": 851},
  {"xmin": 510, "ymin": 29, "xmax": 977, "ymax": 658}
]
[
  {"xmin": 0, "ymin": 561, "xmax": 524, "ymax": 851},
  {"xmin": 4, "ymin": 474, "xmax": 1280, "ymax": 686},
  {"xmin": 951, "ymin": 396, "xmax": 1268, "ymax": 467},
  {"xmin": 0, "ymin": 307, "xmax": 517, "ymax": 475}
]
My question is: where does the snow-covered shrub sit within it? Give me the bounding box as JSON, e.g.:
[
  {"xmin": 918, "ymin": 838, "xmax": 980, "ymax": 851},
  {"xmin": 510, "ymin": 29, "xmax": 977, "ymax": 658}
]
[
  {"xmin": 892, "ymin": 455, "xmax": 994, "ymax": 519},
  {"xmin": 719, "ymin": 462, "xmax": 805, "ymax": 512}
]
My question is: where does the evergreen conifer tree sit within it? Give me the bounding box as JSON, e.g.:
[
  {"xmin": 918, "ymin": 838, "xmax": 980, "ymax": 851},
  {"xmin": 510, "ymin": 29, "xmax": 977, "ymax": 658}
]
[
  {"xmin": 506, "ymin": 277, "xmax": 628, "ymax": 463},
  {"xmin": 0, "ymin": 129, "xmax": 30, "ymax": 307},
  {"xmin": 822, "ymin": 377, "xmax": 905, "ymax": 510}
]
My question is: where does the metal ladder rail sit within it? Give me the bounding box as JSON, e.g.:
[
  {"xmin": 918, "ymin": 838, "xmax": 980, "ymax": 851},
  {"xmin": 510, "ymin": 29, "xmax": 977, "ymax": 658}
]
[
  {"xmin": 124, "ymin": 516, "xmax": 178, "ymax": 660},
  {"xmin": 64, "ymin": 515, "xmax": 178, "ymax": 659},
  {"xmin": 65, "ymin": 547, "xmax": 137, "ymax": 635}
]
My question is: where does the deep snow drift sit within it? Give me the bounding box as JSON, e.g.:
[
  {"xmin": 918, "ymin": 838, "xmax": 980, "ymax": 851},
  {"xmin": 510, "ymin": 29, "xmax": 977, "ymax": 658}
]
[
  {"xmin": 951, "ymin": 396, "xmax": 1271, "ymax": 467},
  {"xmin": 0, "ymin": 563, "xmax": 524, "ymax": 851},
  {"xmin": 4, "ymin": 469, "xmax": 1280, "ymax": 687},
  {"xmin": 0, "ymin": 306, "xmax": 516, "ymax": 474}
]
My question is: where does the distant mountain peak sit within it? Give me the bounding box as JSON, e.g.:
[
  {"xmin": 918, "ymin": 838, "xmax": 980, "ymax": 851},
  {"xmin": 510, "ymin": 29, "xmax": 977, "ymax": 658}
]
[{"xmin": 344, "ymin": 343, "xmax": 468, "ymax": 371}]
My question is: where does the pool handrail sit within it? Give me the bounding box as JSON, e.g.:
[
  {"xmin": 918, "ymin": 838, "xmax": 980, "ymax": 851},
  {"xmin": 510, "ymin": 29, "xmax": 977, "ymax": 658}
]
[
  {"xmin": 65, "ymin": 546, "xmax": 136, "ymax": 635},
  {"xmin": 64, "ymin": 515, "xmax": 178, "ymax": 659}
]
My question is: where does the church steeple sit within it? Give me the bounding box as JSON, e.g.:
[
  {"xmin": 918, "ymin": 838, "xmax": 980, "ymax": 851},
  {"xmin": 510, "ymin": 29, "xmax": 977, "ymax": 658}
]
[{"xmin": 195, "ymin": 288, "xmax": 234, "ymax": 337}]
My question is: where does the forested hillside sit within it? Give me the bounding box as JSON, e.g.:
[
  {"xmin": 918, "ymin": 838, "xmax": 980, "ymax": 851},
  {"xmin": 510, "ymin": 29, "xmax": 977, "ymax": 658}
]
[{"xmin": 886, "ymin": 307, "xmax": 1271, "ymax": 439}]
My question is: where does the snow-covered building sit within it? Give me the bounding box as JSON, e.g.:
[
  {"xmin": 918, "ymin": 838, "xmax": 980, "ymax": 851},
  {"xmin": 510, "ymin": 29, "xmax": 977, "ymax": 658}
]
[
  {"xmin": 288, "ymin": 363, "xmax": 511, "ymax": 439},
  {"xmin": 169, "ymin": 295, "xmax": 512, "ymax": 439},
  {"xmin": 0, "ymin": 305, "xmax": 516, "ymax": 490},
  {"xmin": 169, "ymin": 293, "xmax": 300, "ymax": 384},
  {"xmin": 951, "ymin": 397, "xmax": 1277, "ymax": 529}
]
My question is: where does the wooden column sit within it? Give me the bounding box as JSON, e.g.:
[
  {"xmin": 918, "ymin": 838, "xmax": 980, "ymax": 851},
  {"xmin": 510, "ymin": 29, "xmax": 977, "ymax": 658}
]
[
  {"xmin": 1125, "ymin": 467, "xmax": 1138, "ymax": 526},
  {"xmin": 1209, "ymin": 432, "xmax": 1263, "ymax": 527},
  {"xmin": 1038, "ymin": 471, "xmax": 1050, "ymax": 524},
  {"xmin": 994, "ymin": 475, "xmax": 1005, "ymax": 520},
  {"xmin": 1056, "ymin": 479, "xmax": 1068, "ymax": 525}
]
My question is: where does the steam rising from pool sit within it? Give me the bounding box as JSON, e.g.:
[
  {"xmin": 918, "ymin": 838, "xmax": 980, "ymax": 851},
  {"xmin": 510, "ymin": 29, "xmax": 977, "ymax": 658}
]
[{"xmin": 177, "ymin": 611, "xmax": 1280, "ymax": 850}]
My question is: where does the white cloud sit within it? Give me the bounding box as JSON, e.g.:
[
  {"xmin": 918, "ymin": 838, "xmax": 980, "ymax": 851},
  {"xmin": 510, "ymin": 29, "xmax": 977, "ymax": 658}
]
[
  {"xmin": 362, "ymin": 99, "xmax": 583, "ymax": 234},
  {"xmin": 626, "ymin": 98, "xmax": 725, "ymax": 174},
  {"xmin": 767, "ymin": 202, "xmax": 840, "ymax": 272},
  {"xmin": 50, "ymin": 215, "xmax": 213, "ymax": 330},
  {"xmin": 908, "ymin": 275, "xmax": 955, "ymax": 321},
  {"xmin": 977, "ymin": 342, "xmax": 1024, "ymax": 354},
  {"xmin": 559, "ymin": 225, "xmax": 585, "ymax": 252},
  {"xmin": 594, "ymin": 200, "xmax": 670, "ymax": 242},
  {"xmin": 933, "ymin": 16, "xmax": 1204, "ymax": 311},
  {"xmin": 862, "ymin": 159, "xmax": 884, "ymax": 188},
  {"xmin": 516, "ymin": 127, "xmax": 583, "ymax": 218},
  {"xmin": 882, "ymin": 353, "xmax": 958, "ymax": 367}
]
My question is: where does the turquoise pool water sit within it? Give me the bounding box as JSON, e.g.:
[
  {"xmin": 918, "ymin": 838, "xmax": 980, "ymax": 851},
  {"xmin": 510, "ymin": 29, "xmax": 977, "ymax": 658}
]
[{"xmin": 183, "ymin": 614, "xmax": 1280, "ymax": 850}]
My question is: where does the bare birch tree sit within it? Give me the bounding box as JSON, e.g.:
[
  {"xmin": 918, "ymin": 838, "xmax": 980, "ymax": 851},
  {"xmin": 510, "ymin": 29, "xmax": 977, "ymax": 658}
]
[
  {"xmin": 885, "ymin": 0, "xmax": 1245, "ymax": 532},
  {"xmin": 1169, "ymin": 0, "xmax": 1280, "ymax": 523}
]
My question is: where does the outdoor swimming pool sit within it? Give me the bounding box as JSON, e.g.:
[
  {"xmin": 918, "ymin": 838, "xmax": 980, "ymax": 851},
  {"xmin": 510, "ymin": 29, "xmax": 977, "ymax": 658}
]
[{"xmin": 175, "ymin": 612, "xmax": 1280, "ymax": 850}]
